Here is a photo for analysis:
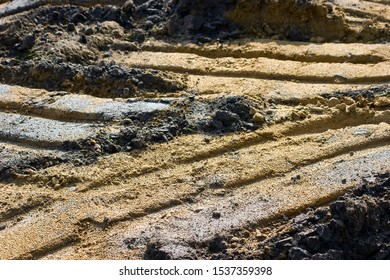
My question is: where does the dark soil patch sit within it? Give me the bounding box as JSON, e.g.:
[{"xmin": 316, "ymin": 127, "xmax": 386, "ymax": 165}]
[
  {"xmin": 0, "ymin": 59, "xmax": 184, "ymax": 98},
  {"xmin": 200, "ymin": 172, "xmax": 390, "ymax": 260}
]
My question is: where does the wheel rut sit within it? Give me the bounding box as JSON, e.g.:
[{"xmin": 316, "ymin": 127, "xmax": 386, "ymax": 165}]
[{"xmin": 0, "ymin": 0, "xmax": 389, "ymax": 260}]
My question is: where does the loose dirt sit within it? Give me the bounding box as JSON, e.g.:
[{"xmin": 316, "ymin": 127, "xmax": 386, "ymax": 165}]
[{"xmin": 0, "ymin": 0, "xmax": 389, "ymax": 260}]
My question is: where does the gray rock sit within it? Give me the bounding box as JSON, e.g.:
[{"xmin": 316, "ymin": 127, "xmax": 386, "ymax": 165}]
[
  {"xmin": 289, "ymin": 247, "xmax": 311, "ymax": 259},
  {"xmin": 306, "ymin": 236, "xmax": 320, "ymax": 251},
  {"xmin": 316, "ymin": 224, "xmax": 333, "ymax": 241},
  {"xmin": 145, "ymin": 242, "xmax": 196, "ymax": 260},
  {"xmin": 122, "ymin": 0, "xmax": 136, "ymax": 13},
  {"xmin": 84, "ymin": 27, "xmax": 94, "ymax": 36},
  {"xmin": 275, "ymin": 237, "xmax": 293, "ymax": 249},
  {"xmin": 214, "ymin": 110, "xmax": 239, "ymax": 127},
  {"xmin": 313, "ymin": 249, "xmax": 344, "ymax": 260},
  {"xmin": 183, "ymin": 15, "xmax": 204, "ymax": 31},
  {"xmin": 21, "ymin": 34, "xmax": 35, "ymax": 50},
  {"xmin": 122, "ymin": 87, "xmax": 130, "ymax": 96}
]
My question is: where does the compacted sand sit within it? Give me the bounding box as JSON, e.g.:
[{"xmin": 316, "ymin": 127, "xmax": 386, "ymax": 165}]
[{"xmin": 0, "ymin": 0, "xmax": 389, "ymax": 259}]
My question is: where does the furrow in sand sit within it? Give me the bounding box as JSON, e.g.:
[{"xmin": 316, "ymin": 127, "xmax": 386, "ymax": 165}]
[
  {"xmin": 46, "ymin": 145, "xmax": 390, "ymax": 260},
  {"xmin": 141, "ymin": 40, "xmax": 389, "ymax": 64},
  {"xmin": 111, "ymin": 51, "xmax": 390, "ymax": 84},
  {"xmin": 1, "ymin": 78, "xmax": 388, "ymax": 260},
  {"xmin": 62, "ymin": 108, "xmax": 390, "ymax": 193},
  {"xmin": 2, "ymin": 122, "xmax": 389, "ymax": 259}
]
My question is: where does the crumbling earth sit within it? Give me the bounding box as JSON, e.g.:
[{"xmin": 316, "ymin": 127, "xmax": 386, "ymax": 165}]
[{"xmin": 0, "ymin": 0, "xmax": 389, "ymax": 260}]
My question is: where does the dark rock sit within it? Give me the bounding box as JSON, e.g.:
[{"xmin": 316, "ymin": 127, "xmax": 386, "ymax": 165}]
[
  {"xmin": 203, "ymin": 136, "xmax": 211, "ymax": 144},
  {"xmin": 122, "ymin": 87, "xmax": 130, "ymax": 96},
  {"xmin": 147, "ymin": 15, "xmax": 162, "ymax": 24},
  {"xmin": 183, "ymin": 15, "xmax": 204, "ymax": 31},
  {"xmin": 144, "ymin": 242, "xmax": 196, "ymax": 260},
  {"xmin": 291, "ymin": 174, "xmax": 301, "ymax": 182},
  {"xmin": 71, "ymin": 12, "xmax": 87, "ymax": 23},
  {"xmin": 67, "ymin": 23, "xmax": 76, "ymax": 32},
  {"xmin": 144, "ymin": 20, "xmax": 154, "ymax": 30},
  {"xmin": 344, "ymin": 201, "xmax": 367, "ymax": 236},
  {"xmin": 287, "ymin": 29, "xmax": 308, "ymax": 41},
  {"xmin": 306, "ymin": 236, "xmax": 320, "ymax": 251},
  {"xmin": 209, "ymin": 235, "xmax": 227, "ymax": 253},
  {"xmin": 208, "ymin": 175, "xmax": 225, "ymax": 188},
  {"xmin": 124, "ymin": 237, "xmax": 138, "ymax": 249},
  {"xmin": 275, "ymin": 237, "xmax": 293, "ymax": 250},
  {"xmin": 130, "ymin": 30, "xmax": 146, "ymax": 43},
  {"xmin": 130, "ymin": 138, "xmax": 146, "ymax": 149},
  {"xmin": 297, "ymin": 229, "xmax": 316, "ymax": 240},
  {"xmin": 313, "ymin": 249, "xmax": 344, "ymax": 260},
  {"xmin": 84, "ymin": 27, "xmax": 94, "ymax": 36},
  {"xmin": 212, "ymin": 212, "xmax": 221, "ymax": 219},
  {"xmin": 314, "ymin": 208, "xmax": 328, "ymax": 220},
  {"xmin": 79, "ymin": 34, "xmax": 87, "ymax": 44},
  {"xmin": 122, "ymin": 0, "xmax": 136, "ymax": 14},
  {"xmin": 214, "ymin": 110, "xmax": 240, "ymax": 127},
  {"xmin": 0, "ymin": 224, "xmax": 5, "ymax": 231},
  {"xmin": 289, "ymin": 247, "xmax": 312, "ymax": 259},
  {"xmin": 330, "ymin": 200, "xmax": 346, "ymax": 216},
  {"xmin": 21, "ymin": 34, "xmax": 35, "ymax": 50},
  {"xmin": 316, "ymin": 224, "xmax": 333, "ymax": 241}
]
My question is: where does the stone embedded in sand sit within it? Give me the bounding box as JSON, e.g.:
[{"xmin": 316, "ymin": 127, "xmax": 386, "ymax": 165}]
[
  {"xmin": 335, "ymin": 103, "xmax": 347, "ymax": 112},
  {"xmin": 212, "ymin": 212, "xmax": 221, "ymax": 219},
  {"xmin": 374, "ymin": 97, "xmax": 390, "ymax": 108},
  {"xmin": 343, "ymin": 97, "xmax": 355, "ymax": 105},
  {"xmin": 21, "ymin": 34, "xmax": 35, "ymax": 50},
  {"xmin": 347, "ymin": 103, "xmax": 357, "ymax": 113},
  {"xmin": 252, "ymin": 112, "xmax": 266, "ymax": 124},
  {"xmin": 291, "ymin": 111, "xmax": 302, "ymax": 121},
  {"xmin": 328, "ymin": 97, "xmax": 340, "ymax": 107}
]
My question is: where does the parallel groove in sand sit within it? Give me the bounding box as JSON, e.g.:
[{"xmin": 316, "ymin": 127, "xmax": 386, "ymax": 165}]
[
  {"xmin": 111, "ymin": 51, "xmax": 390, "ymax": 84},
  {"xmin": 1, "ymin": 122, "xmax": 389, "ymax": 259},
  {"xmin": 0, "ymin": 25, "xmax": 389, "ymax": 258},
  {"xmin": 72, "ymin": 109, "xmax": 389, "ymax": 192},
  {"xmin": 141, "ymin": 41, "xmax": 389, "ymax": 64}
]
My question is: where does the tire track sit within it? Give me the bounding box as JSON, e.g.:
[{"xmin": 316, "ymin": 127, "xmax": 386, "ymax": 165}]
[
  {"xmin": 141, "ymin": 41, "xmax": 389, "ymax": 64},
  {"xmin": 2, "ymin": 123, "xmax": 388, "ymax": 259},
  {"xmin": 0, "ymin": 4, "xmax": 389, "ymax": 258},
  {"xmin": 110, "ymin": 51, "xmax": 390, "ymax": 84}
]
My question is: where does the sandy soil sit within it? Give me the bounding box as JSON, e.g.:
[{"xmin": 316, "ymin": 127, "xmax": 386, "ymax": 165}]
[{"xmin": 0, "ymin": 0, "xmax": 389, "ymax": 259}]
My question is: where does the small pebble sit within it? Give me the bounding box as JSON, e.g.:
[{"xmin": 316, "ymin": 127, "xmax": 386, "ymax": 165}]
[
  {"xmin": 212, "ymin": 212, "xmax": 221, "ymax": 219},
  {"xmin": 347, "ymin": 103, "xmax": 357, "ymax": 113},
  {"xmin": 335, "ymin": 103, "xmax": 347, "ymax": 112},
  {"xmin": 374, "ymin": 97, "xmax": 390, "ymax": 108},
  {"xmin": 122, "ymin": 87, "xmax": 130, "ymax": 96},
  {"xmin": 67, "ymin": 23, "xmax": 76, "ymax": 32},
  {"xmin": 252, "ymin": 113, "xmax": 265, "ymax": 124},
  {"xmin": 84, "ymin": 27, "xmax": 94, "ymax": 36},
  {"xmin": 343, "ymin": 97, "xmax": 355, "ymax": 105},
  {"xmin": 328, "ymin": 97, "xmax": 340, "ymax": 107}
]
